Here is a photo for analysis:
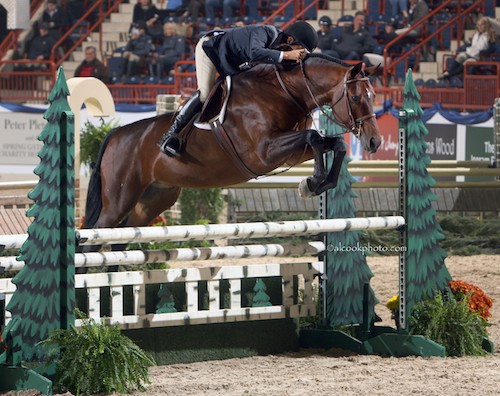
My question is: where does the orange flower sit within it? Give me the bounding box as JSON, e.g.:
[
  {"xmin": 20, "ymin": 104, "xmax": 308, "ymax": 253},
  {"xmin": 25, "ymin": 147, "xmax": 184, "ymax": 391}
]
[{"xmin": 449, "ymin": 280, "xmax": 493, "ymax": 320}]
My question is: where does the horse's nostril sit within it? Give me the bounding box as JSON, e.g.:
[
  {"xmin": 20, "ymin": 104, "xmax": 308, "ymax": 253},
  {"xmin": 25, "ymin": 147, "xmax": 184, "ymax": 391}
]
[{"xmin": 369, "ymin": 137, "xmax": 379, "ymax": 152}]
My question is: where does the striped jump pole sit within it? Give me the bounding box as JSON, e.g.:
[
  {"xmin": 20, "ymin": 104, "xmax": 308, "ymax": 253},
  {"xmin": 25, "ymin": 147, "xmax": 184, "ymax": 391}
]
[{"xmin": 0, "ymin": 242, "xmax": 326, "ymax": 272}]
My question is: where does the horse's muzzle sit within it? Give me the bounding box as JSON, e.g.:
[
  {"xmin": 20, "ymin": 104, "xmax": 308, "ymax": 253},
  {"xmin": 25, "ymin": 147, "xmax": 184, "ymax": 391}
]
[{"xmin": 369, "ymin": 136, "xmax": 381, "ymax": 153}]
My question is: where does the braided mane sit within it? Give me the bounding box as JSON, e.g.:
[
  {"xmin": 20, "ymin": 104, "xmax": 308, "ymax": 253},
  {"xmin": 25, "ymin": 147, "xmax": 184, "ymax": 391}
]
[{"xmin": 304, "ymin": 53, "xmax": 353, "ymax": 68}]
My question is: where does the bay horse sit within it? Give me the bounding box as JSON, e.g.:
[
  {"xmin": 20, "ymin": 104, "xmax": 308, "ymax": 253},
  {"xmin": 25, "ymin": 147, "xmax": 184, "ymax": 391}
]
[{"xmin": 84, "ymin": 54, "xmax": 381, "ymax": 229}]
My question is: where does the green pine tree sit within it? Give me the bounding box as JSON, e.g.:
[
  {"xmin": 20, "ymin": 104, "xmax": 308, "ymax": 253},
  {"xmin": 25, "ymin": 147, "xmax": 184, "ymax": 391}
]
[
  {"xmin": 0, "ymin": 68, "xmax": 75, "ymax": 362},
  {"xmin": 252, "ymin": 279, "xmax": 272, "ymax": 307},
  {"xmin": 402, "ymin": 69, "xmax": 451, "ymax": 313},
  {"xmin": 323, "ymin": 149, "xmax": 377, "ymax": 327},
  {"xmin": 319, "ymin": 113, "xmax": 377, "ymax": 327},
  {"xmin": 156, "ymin": 284, "xmax": 177, "ymax": 313}
]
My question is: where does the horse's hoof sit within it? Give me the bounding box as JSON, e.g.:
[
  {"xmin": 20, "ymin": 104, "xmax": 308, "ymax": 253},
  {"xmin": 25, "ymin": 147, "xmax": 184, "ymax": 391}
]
[{"xmin": 298, "ymin": 179, "xmax": 315, "ymax": 198}]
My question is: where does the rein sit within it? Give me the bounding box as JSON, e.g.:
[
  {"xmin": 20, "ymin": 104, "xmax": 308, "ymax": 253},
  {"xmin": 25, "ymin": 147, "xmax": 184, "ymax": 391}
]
[{"xmin": 275, "ymin": 59, "xmax": 375, "ymax": 138}]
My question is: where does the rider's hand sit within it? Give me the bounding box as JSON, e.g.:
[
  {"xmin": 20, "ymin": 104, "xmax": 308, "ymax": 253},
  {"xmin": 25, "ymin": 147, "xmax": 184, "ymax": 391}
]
[{"xmin": 283, "ymin": 49, "xmax": 307, "ymax": 62}]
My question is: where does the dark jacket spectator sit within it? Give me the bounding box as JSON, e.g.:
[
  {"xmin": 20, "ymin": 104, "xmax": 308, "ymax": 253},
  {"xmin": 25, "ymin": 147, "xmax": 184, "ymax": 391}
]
[
  {"xmin": 363, "ymin": 20, "xmax": 403, "ymax": 68},
  {"xmin": 155, "ymin": 22, "xmax": 186, "ymax": 77},
  {"xmin": 42, "ymin": 0, "xmax": 66, "ymax": 39},
  {"xmin": 331, "ymin": 11, "xmax": 376, "ymax": 60},
  {"xmin": 27, "ymin": 23, "xmax": 56, "ymax": 61},
  {"xmin": 74, "ymin": 46, "xmax": 108, "ymax": 82},
  {"xmin": 123, "ymin": 21, "xmax": 154, "ymax": 76},
  {"xmin": 133, "ymin": 0, "xmax": 161, "ymax": 26},
  {"xmin": 316, "ymin": 16, "xmax": 341, "ymax": 58}
]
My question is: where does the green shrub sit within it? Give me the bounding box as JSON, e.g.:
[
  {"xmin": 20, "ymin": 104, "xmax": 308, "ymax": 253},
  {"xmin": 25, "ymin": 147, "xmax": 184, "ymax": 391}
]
[
  {"xmin": 41, "ymin": 316, "xmax": 155, "ymax": 395},
  {"xmin": 80, "ymin": 118, "xmax": 121, "ymax": 167},
  {"xmin": 409, "ymin": 292, "xmax": 489, "ymax": 356}
]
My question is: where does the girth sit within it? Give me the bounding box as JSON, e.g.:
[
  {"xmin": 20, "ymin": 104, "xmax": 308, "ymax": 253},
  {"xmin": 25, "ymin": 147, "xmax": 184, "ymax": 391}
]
[{"xmin": 210, "ymin": 119, "xmax": 260, "ymax": 179}]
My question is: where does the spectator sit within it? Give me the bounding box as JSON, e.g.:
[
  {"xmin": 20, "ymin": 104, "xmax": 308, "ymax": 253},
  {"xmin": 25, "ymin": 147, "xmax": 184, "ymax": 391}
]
[
  {"xmin": 316, "ymin": 16, "xmax": 338, "ymax": 57},
  {"xmin": 234, "ymin": 16, "xmax": 246, "ymax": 27},
  {"xmin": 390, "ymin": 0, "xmax": 409, "ymax": 21},
  {"xmin": 438, "ymin": 17, "xmax": 497, "ymax": 80},
  {"xmin": 42, "ymin": 0, "xmax": 66, "ymax": 40},
  {"xmin": 133, "ymin": 0, "xmax": 161, "ymax": 31},
  {"xmin": 205, "ymin": 0, "xmax": 240, "ymax": 20},
  {"xmin": 395, "ymin": 0, "xmax": 428, "ymax": 39},
  {"xmin": 74, "ymin": 46, "xmax": 108, "ymax": 82},
  {"xmin": 123, "ymin": 20, "xmax": 154, "ymax": 76},
  {"xmin": 26, "ymin": 23, "xmax": 56, "ymax": 67},
  {"xmin": 155, "ymin": 22, "xmax": 186, "ymax": 78},
  {"xmin": 330, "ymin": 11, "xmax": 376, "ymax": 60},
  {"xmin": 363, "ymin": 19, "xmax": 403, "ymax": 68}
]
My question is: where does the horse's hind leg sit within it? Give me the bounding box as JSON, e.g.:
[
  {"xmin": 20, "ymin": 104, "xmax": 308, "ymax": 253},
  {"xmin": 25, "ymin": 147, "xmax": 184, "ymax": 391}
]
[{"xmin": 125, "ymin": 185, "xmax": 181, "ymax": 227}]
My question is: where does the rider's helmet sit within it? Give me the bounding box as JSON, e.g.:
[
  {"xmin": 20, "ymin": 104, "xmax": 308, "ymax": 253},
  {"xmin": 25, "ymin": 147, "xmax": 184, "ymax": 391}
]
[{"xmin": 284, "ymin": 21, "xmax": 319, "ymax": 53}]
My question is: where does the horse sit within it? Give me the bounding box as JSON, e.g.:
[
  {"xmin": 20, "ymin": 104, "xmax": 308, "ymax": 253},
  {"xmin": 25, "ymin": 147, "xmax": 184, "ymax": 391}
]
[{"xmin": 84, "ymin": 54, "xmax": 381, "ymax": 229}]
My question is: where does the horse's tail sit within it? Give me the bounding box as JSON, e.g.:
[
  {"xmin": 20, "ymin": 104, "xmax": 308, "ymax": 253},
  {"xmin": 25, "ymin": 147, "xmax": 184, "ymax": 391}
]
[{"xmin": 83, "ymin": 129, "xmax": 117, "ymax": 228}]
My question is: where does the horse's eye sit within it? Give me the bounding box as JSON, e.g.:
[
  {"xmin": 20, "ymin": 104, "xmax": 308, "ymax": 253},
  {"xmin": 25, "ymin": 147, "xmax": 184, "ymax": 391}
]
[{"xmin": 351, "ymin": 95, "xmax": 360, "ymax": 103}]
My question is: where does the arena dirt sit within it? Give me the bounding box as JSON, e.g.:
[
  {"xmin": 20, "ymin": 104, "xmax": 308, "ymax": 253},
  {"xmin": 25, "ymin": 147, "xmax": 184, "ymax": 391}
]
[{"xmin": 2, "ymin": 255, "xmax": 499, "ymax": 396}]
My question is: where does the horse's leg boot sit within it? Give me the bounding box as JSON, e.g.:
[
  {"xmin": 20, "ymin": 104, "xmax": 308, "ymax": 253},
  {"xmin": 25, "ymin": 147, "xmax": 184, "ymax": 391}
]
[{"xmin": 158, "ymin": 90, "xmax": 202, "ymax": 157}]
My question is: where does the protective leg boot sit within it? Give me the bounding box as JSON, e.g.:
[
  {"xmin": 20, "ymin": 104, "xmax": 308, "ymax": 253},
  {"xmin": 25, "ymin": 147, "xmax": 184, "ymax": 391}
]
[{"xmin": 158, "ymin": 91, "xmax": 202, "ymax": 157}]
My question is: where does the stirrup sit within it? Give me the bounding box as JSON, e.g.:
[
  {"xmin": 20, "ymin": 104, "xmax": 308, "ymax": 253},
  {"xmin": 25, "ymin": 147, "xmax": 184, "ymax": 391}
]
[{"xmin": 158, "ymin": 134, "xmax": 180, "ymax": 157}]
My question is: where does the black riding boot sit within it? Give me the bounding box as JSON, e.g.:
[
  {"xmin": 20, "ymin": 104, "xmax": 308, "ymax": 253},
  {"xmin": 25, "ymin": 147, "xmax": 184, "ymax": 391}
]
[{"xmin": 158, "ymin": 91, "xmax": 202, "ymax": 157}]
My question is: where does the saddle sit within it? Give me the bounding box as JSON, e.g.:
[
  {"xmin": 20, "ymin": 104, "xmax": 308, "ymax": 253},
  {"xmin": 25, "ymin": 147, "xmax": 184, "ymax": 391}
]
[{"xmin": 193, "ymin": 76, "xmax": 232, "ymax": 130}]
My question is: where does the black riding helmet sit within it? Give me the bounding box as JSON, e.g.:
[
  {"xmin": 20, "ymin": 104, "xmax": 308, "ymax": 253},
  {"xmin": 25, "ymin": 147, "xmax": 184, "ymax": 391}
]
[{"xmin": 284, "ymin": 21, "xmax": 318, "ymax": 53}]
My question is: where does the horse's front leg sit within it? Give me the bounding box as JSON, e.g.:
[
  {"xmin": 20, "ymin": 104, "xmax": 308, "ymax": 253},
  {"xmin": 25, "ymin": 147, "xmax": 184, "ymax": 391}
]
[{"xmin": 299, "ymin": 134, "xmax": 347, "ymax": 197}]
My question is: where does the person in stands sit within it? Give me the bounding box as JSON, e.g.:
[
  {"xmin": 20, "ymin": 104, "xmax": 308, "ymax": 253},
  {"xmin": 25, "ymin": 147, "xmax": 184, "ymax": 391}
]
[
  {"xmin": 395, "ymin": 0, "xmax": 428, "ymax": 39},
  {"xmin": 26, "ymin": 23, "xmax": 56, "ymax": 69},
  {"xmin": 438, "ymin": 17, "xmax": 497, "ymax": 80},
  {"xmin": 316, "ymin": 15, "xmax": 340, "ymax": 58},
  {"xmin": 74, "ymin": 46, "xmax": 108, "ymax": 82},
  {"xmin": 155, "ymin": 22, "xmax": 186, "ymax": 78},
  {"xmin": 157, "ymin": 22, "xmax": 318, "ymax": 157},
  {"xmin": 329, "ymin": 11, "xmax": 376, "ymax": 60},
  {"xmin": 363, "ymin": 19, "xmax": 403, "ymax": 68},
  {"xmin": 42, "ymin": 0, "xmax": 66, "ymax": 40},
  {"xmin": 123, "ymin": 20, "xmax": 154, "ymax": 76},
  {"xmin": 205, "ymin": 0, "xmax": 240, "ymax": 20}
]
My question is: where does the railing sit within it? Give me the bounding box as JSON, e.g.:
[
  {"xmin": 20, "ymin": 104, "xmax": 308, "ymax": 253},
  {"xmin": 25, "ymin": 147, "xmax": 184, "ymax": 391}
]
[
  {"xmin": 383, "ymin": 0, "xmax": 485, "ymax": 88},
  {"xmin": 50, "ymin": 0, "xmax": 125, "ymax": 67}
]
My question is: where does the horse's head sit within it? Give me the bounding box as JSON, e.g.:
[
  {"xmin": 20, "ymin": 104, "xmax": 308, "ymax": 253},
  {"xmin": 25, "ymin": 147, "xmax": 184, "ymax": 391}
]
[{"xmin": 330, "ymin": 62, "xmax": 381, "ymax": 153}]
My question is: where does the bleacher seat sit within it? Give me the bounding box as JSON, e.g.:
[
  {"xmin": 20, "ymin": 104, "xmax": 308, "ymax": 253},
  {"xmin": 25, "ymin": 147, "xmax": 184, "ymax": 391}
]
[
  {"xmin": 107, "ymin": 57, "xmax": 126, "ymax": 79},
  {"xmin": 449, "ymin": 76, "xmax": 463, "ymax": 88},
  {"xmin": 424, "ymin": 78, "xmax": 437, "ymax": 87},
  {"xmin": 143, "ymin": 76, "xmax": 159, "ymax": 84},
  {"xmin": 124, "ymin": 75, "xmax": 142, "ymax": 84},
  {"xmin": 161, "ymin": 76, "xmax": 175, "ymax": 85},
  {"xmin": 414, "ymin": 78, "xmax": 425, "ymax": 86},
  {"xmin": 111, "ymin": 75, "xmax": 123, "ymax": 84}
]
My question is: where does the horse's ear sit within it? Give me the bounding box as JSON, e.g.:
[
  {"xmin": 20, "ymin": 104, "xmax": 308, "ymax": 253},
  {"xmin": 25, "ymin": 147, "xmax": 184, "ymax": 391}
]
[
  {"xmin": 349, "ymin": 62, "xmax": 363, "ymax": 79},
  {"xmin": 364, "ymin": 64, "xmax": 381, "ymax": 77}
]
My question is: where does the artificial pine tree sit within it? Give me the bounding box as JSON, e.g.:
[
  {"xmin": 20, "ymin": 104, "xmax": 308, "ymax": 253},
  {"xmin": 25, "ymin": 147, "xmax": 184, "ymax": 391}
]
[
  {"xmin": 402, "ymin": 69, "xmax": 451, "ymax": 313},
  {"xmin": 0, "ymin": 68, "xmax": 75, "ymax": 362},
  {"xmin": 156, "ymin": 284, "xmax": 177, "ymax": 313},
  {"xmin": 252, "ymin": 279, "xmax": 272, "ymax": 307},
  {"xmin": 323, "ymin": 144, "xmax": 377, "ymax": 327}
]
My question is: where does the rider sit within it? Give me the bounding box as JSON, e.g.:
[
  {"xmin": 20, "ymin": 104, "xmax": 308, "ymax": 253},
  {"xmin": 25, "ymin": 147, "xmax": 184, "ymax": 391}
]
[{"xmin": 158, "ymin": 22, "xmax": 319, "ymax": 157}]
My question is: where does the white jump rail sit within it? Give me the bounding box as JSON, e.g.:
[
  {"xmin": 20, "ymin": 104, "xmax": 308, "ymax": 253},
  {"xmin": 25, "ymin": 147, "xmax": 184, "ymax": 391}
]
[
  {"xmin": 0, "ymin": 242, "xmax": 325, "ymax": 272},
  {"xmin": 0, "ymin": 216, "xmax": 405, "ymax": 250}
]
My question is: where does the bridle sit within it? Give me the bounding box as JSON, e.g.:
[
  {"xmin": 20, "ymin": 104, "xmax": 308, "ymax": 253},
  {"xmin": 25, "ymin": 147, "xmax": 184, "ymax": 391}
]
[{"xmin": 274, "ymin": 59, "xmax": 376, "ymax": 138}]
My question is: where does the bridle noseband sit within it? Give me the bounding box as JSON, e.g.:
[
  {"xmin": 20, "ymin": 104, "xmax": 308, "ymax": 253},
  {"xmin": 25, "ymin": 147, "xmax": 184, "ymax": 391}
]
[{"xmin": 274, "ymin": 60, "xmax": 376, "ymax": 138}]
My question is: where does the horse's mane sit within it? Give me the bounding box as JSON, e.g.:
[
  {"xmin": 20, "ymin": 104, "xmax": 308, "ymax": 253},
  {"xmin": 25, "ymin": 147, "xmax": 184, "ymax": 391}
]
[
  {"xmin": 304, "ymin": 53, "xmax": 353, "ymax": 68},
  {"xmin": 243, "ymin": 52, "xmax": 356, "ymax": 79}
]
